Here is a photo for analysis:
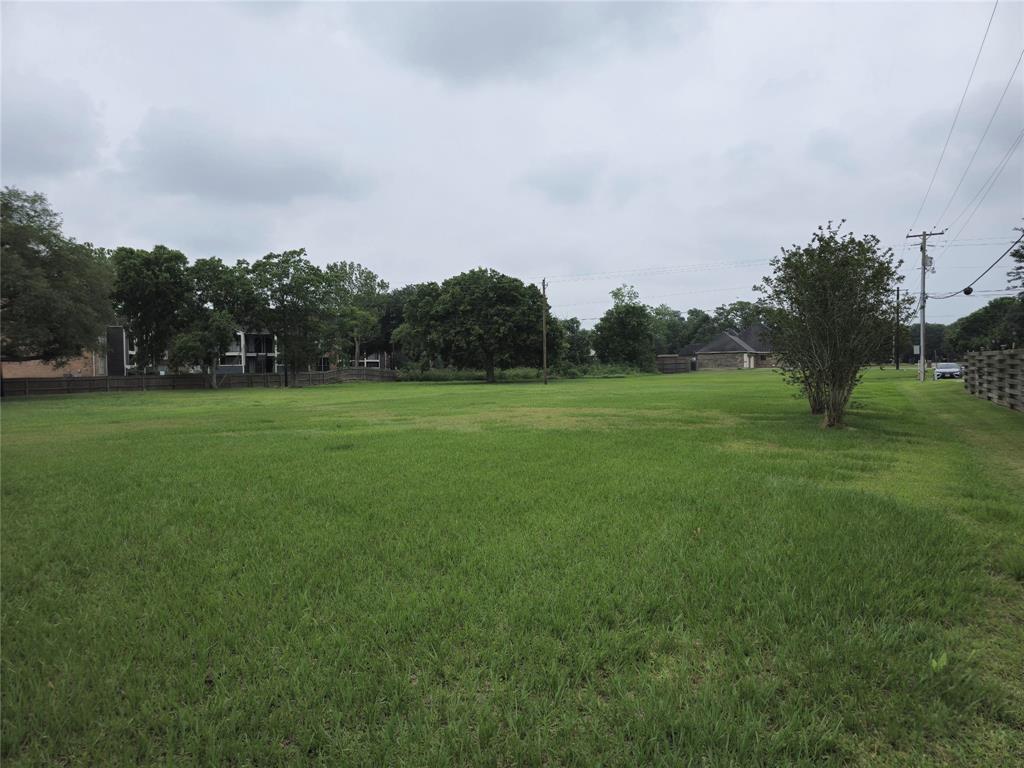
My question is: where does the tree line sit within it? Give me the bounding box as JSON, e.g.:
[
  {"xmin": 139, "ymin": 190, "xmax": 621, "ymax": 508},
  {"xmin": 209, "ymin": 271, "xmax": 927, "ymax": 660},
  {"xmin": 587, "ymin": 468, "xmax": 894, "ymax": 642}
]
[
  {"xmin": 3, "ymin": 188, "xmax": 1022, "ymax": 425},
  {"xmin": 1, "ymin": 187, "xmax": 774, "ymax": 383}
]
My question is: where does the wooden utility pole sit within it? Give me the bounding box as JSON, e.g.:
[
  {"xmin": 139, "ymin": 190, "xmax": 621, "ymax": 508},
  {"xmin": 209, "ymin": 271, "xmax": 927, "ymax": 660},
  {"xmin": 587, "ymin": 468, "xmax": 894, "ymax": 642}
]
[
  {"xmin": 541, "ymin": 278, "xmax": 548, "ymax": 385},
  {"xmin": 894, "ymin": 286, "xmax": 900, "ymax": 370},
  {"xmin": 906, "ymin": 230, "xmax": 945, "ymax": 382}
]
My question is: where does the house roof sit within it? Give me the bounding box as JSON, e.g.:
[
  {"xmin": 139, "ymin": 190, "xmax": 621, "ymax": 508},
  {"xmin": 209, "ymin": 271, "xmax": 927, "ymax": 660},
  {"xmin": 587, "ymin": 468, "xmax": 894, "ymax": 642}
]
[
  {"xmin": 737, "ymin": 323, "xmax": 772, "ymax": 352},
  {"xmin": 678, "ymin": 342, "xmax": 703, "ymax": 356},
  {"xmin": 697, "ymin": 323, "xmax": 772, "ymax": 354}
]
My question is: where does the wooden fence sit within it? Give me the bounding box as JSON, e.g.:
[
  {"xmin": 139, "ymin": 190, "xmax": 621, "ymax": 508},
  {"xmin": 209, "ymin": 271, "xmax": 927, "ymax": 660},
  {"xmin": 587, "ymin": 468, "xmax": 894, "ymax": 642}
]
[
  {"xmin": 0, "ymin": 367, "xmax": 396, "ymax": 398},
  {"xmin": 963, "ymin": 349, "xmax": 1023, "ymax": 411},
  {"xmin": 656, "ymin": 355, "xmax": 695, "ymax": 374}
]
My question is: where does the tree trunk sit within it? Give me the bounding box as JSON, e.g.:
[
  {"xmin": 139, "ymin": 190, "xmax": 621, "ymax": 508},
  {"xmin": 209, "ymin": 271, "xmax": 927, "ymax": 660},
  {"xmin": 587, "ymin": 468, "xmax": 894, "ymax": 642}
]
[
  {"xmin": 804, "ymin": 370, "xmax": 826, "ymax": 414},
  {"xmin": 354, "ymin": 333, "xmax": 360, "ymax": 368},
  {"xmin": 210, "ymin": 364, "xmax": 217, "ymax": 389},
  {"xmin": 822, "ymin": 383, "xmax": 851, "ymax": 428},
  {"xmin": 485, "ymin": 354, "xmax": 495, "ymax": 383},
  {"xmin": 808, "ymin": 386, "xmax": 825, "ymax": 415}
]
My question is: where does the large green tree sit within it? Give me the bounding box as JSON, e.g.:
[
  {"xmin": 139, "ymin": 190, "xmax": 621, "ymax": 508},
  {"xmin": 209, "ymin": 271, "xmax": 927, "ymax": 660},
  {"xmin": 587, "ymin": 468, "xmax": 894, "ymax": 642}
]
[
  {"xmin": 683, "ymin": 308, "xmax": 716, "ymax": 347},
  {"xmin": 554, "ymin": 316, "xmax": 593, "ymax": 367},
  {"xmin": 111, "ymin": 245, "xmax": 191, "ymax": 372},
  {"xmin": 249, "ymin": 250, "xmax": 328, "ymax": 381},
  {"xmin": 412, "ymin": 269, "xmax": 544, "ymax": 382},
  {"xmin": 756, "ymin": 222, "xmax": 907, "ymax": 427},
  {"xmin": 712, "ymin": 300, "xmax": 764, "ymax": 331},
  {"xmin": 593, "ymin": 285, "xmax": 654, "ymax": 368},
  {"xmin": 323, "ymin": 261, "xmax": 389, "ymax": 366},
  {"xmin": 391, "ymin": 282, "xmax": 443, "ymax": 370},
  {"xmin": 1, "ymin": 187, "xmax": 114, "ymax": 364},
  {"xmin": 650, "ymin": 304, "xmax": 688, "ymax": 355},
  {"xmin": 169, "ymin": 257, "xmax": 255, "ymax": 386},
  {"xmin": 168, "ymin": 310, "xmax": 236, "ymax": 386}
]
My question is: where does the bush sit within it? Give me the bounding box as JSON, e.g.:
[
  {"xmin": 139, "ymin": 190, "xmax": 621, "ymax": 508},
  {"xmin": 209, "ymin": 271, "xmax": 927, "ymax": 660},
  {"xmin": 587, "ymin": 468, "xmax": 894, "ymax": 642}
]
[{"xmin": 396, "ymin": 366, "xmax": 541, "ymax": 382}]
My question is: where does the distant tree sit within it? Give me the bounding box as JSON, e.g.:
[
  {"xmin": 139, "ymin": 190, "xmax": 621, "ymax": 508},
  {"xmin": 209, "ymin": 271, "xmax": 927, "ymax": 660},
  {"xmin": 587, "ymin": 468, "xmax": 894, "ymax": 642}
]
[
  {"xmin": 1, "ymin": 187, "xmax": 114, "ymax": 364},
  {"xmin": 191, "ymin": 257, "xmax": 260, "ymax": 327},
  {"xmin": 370, "ymin": 285, "xmax": 418, "ymax": 363},
  {"xmin": 712, "ymin": 300, "xmax": 764, "ymax": 331},
  {"xmin": 168, "ymin": 258, "xmax": 255, "ymax": 386},
  {"xmin": 756, "ymin": 222, "xmax": 907, "ymax": 427},
  {"xmin": 650, "ymin": 304, "xmax": 688, "ymax": 354},
  {"xmin": 168, "ymin": 310, "xmax": 236, "ymax": 386},
  {"xmin": 945, "ymin": 297, "xmax": 1024, "ymax": 354},
  {"xmin": 556, "ymin": 317, "xmax": 593, "ymax": 367},
  {"xmin": 1008, "ymin": 242, "xmax": 1024, "ymax": 297},
  {"xmin": 391, "ymin": 282, "xmax": 443, "ymax": 369},
  {"xmin": 323, "ymin": 261, "xmax": 389, "ymax": 366},
  {"xmin": 421, "ymin": 268, "xmax": 544, "ymax": 382},
  {"xmin": 593, "ymin": 285, "xmax": 654, "ymax": 368},
  {"xmin": 543, "ymin": 310, "xmax": 567, "ymax": 371},
  {"xmin": 111, "ymin": 245, "xmax": 191, "ymax": 372},
  {"xmin": 907, "ymin": 323, "xmax": 947, "ymax": 361},
  {"xmin": 249, "ymin": 249, "xmax": 328, "ymax": 382},
  {"xmin": 683, "ymin": 308, "xmax": 716, "ymax": 346}
]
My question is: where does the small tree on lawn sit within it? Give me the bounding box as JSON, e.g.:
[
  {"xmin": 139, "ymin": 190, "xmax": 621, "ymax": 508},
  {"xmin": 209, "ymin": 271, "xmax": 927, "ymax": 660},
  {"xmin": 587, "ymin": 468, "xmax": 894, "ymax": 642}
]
[{"xmin": 756, "ymin": 221, "xmax": 908, "ymax": 427}]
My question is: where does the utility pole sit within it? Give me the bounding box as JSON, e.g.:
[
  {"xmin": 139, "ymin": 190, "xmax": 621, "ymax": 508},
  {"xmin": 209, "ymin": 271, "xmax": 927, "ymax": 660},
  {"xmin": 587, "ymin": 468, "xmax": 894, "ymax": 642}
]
[
  {"xmin": 894, "ymin": 286, "xmax": 900, "ymax": 370},
  {"xmin": 906, "ymin": 230, "xmax": 945, "ymax": 382},
  {"xmin": 541, "ymin": 278, "xmax": 548, "ymax": 385}
]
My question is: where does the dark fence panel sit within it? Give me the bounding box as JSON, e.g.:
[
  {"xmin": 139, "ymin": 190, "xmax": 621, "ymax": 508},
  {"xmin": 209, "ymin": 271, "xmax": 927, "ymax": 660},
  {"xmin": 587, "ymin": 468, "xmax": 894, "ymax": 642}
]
[
  {"xmin": 0, "ymin": 375, "xmax": 210, "ymax": 397},
  {"xmin": 335, "ymin": 368, "xmax": 397, "ymax": 382},
  {"xmin": 2, "ymin": 367, "xmax": 397, "ymax": 398},
  {"xmin": 963, "ymin": 350, "xmax": 1023, "ymax": 411},
  {"xmin": 656, "ymin": 355, "xmax": 695, "ymax": 374}
]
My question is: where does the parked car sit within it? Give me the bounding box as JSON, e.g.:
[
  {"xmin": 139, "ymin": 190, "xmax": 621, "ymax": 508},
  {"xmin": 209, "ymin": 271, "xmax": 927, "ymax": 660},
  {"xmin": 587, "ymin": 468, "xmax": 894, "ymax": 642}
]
[{"xmin": 934, "ymin": 362, "xmax": 963, "ymax": 380}]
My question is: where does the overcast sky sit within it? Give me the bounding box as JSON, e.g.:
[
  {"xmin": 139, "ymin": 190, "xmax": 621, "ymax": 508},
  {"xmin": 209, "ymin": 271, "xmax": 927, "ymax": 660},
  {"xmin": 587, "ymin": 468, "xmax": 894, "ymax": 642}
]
[{"xmin": 3, "ymin": 1, "xmax": 1022, "ymax": 325}]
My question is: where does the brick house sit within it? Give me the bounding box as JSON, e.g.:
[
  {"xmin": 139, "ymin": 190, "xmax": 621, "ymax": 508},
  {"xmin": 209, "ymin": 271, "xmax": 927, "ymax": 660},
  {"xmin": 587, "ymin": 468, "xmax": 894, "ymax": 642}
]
[
  {"xmin": 696, "ymin": 324, "xmax": 775, "ymax": 369},
  {"xmin": 0, "ymin": 351, "xmax": 106, "ymax": 378}
]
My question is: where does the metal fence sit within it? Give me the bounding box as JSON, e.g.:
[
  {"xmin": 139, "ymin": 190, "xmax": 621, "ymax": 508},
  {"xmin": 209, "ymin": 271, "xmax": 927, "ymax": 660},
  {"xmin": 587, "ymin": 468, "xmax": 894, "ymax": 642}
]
[
  {"xmin": 963, "ymin": 350, "xmax": 1023, "ymax": 411},
  {"xmin": 0, "ymin": 368, "xmax": 396, "ymax": 398}
]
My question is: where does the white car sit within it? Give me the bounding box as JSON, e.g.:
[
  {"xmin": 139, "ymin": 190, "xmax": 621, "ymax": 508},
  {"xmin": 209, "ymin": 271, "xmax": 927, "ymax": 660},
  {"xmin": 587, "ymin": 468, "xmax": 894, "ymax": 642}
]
[{"xmin": 934, "ymin": 362, "xmax": 963, "ymax": 380}]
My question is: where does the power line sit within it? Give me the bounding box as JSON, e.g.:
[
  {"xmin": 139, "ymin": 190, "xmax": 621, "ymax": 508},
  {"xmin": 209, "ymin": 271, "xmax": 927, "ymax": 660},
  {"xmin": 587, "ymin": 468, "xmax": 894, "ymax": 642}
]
[
  {"xmin": 908, "ymin": 0, "xmax": 1000, "ymax": 231},
  {"xmin": 930, "ymin": 231, "xmax": 1024, "ymax": 299},
  {"xmin": 553, "ymin": 285, "xmax": 748, "ymax": 309},
  {"xmin": 932, "ymin": 45, "xmax": 1024, "ymax": 228},
  {"xmin": 542, "ymin": 258, "xmax": 770, "ymax": 284},
  {"xmin": 936, "ymin": 130, "xmax": 1024, "ymax": 259},
  {"xmin": 941, "ymin": 128, "xmax": 1024, "ymax": 236}
]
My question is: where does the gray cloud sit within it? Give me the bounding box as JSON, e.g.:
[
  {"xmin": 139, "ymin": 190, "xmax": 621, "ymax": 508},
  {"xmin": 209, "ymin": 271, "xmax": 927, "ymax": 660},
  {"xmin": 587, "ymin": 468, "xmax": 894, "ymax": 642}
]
[
  {"xmin": 522, "ymin": 155, "xmax": 606, "ymax": 205},
  {"xmin": 1, "ymin": 0, "xmax": 1021, "ymax": 325},
  {"xmin": 117, "ymin": 109, "xmax": 369, "ymax": 205},
  {"xmin": 1, "ymin": 72, "xmax": 103, "ymax": 180},
  {"xmin": 806, "ymin": 130, "xmax": 855, "ymax": 175},
  {"xmin": 348, "ymin": 2, "xmax": 690, "ymax": 84}
]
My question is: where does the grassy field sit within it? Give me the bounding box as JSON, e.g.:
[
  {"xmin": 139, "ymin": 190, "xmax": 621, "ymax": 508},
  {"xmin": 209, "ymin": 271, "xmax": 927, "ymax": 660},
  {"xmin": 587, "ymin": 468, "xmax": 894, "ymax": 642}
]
[{"xmin": 2, "ymin": 369, "xmax": 1022, "ymax": 766}]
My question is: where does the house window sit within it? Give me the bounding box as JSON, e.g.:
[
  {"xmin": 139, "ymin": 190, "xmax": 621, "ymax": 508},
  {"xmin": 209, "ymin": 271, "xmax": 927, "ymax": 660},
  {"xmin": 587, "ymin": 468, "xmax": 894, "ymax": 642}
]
[{"xmin": 759, "ymin": 354, "xmax": 767, "ymax": 361}]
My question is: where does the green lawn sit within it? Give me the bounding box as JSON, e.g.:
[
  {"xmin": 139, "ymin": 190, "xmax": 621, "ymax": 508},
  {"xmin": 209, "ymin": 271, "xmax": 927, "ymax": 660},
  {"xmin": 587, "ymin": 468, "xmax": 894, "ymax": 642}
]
[{"xmin": 2, "ymin": 370, "xmax": 1022, "ymax": 766}]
